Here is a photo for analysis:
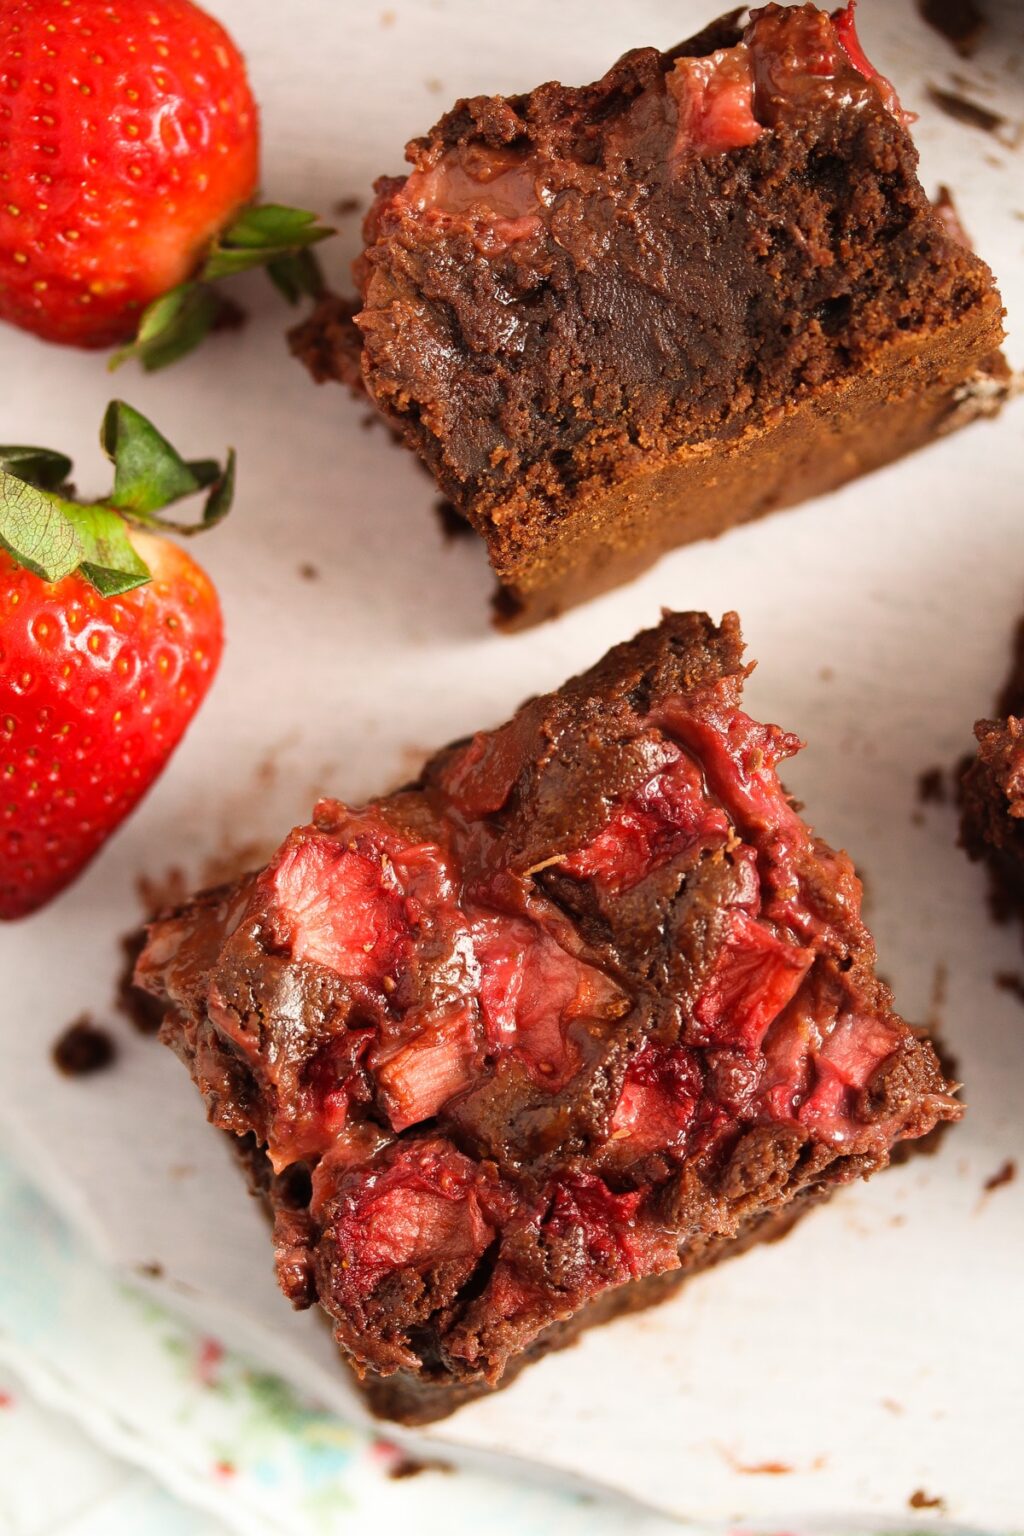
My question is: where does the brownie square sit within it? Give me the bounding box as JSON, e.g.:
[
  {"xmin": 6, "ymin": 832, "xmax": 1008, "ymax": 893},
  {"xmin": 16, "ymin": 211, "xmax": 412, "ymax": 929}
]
[
  {"xmin": 961, "ymin": 615, "xmax": 1024, "ymax": 914},
  {"xmin": 137, "ymin": 613, "xmax": 958, "ymax": 1422},
  {"xmin": 292, "ymin": 4, "xmax": 1006, "ymax": 625}
]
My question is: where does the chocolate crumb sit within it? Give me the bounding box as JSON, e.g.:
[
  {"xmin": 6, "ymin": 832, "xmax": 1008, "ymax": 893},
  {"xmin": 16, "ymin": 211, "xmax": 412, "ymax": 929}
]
[
  {"xmin": 434, "ymin": 497, "xmax": 474, "ymax": 542},
  {"xmin": 332, "ymin": 195, "xmax": 363, "ymax": 217},
  {"xmin": 927, "ymin": 84, "xmax": 1005, "ymax": 135},
  {"xmin": 917, "ymin": 766, "xmax": 947, "ymax": 805},
  {"xmin": 917, "ymin": 0, "xmax": 986, "ymax": 57},
  {"xmin": 994, "ymin": 970, "xmax": 1024, "ymax": 1004},
  {"xmin": 909, "ymin": 1488, "xmax": 947, "ymax": 1511},
  {"xmin": 983, "ymin": 1158, "xmax": 1017, "ymax": 1192},
  {"xmin": 210, "ymin": 294, "xmax": 248, "ymax": 333},
  {"xmin": 298, "ymin": 562, "xmax": 320, "ymax": 581},
  {"xmin": 137, "ymin": 1260, "xmax": 165, "ymax": 1279},
  {"xmin": 387, "ymin": 1455, "xmax": 454, "ymax": 1480},
  {"xmin": 52, "ymin": 1017, "xmax": 117, "ymax": 1077}
]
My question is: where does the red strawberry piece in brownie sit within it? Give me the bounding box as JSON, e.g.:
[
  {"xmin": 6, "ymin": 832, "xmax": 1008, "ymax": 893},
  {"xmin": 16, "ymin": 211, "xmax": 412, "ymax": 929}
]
[
  {"xmin": 138, "ymin": 613, "xmax": 959, "ymax": 1421},
  {"xmin": 292, "ymin": 3, "xmax": 1006, "ymax": 626}
]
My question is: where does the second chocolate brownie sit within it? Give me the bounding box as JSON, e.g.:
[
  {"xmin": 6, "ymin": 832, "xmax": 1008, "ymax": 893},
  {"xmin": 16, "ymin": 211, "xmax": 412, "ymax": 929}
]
[
  {"xmin": 137, "ymin": 612, "xmax": 959, "ymax": 1422},
  {"xmin": 292, "ymin": 4, "xmax": 1006, "ymax": 624}
]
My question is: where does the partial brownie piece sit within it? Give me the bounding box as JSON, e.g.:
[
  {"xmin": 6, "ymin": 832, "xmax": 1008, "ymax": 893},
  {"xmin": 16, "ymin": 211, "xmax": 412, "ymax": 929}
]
[
  {"xmin": 960, "ymin": 615, "xmax": 1024, "ymax": 915},
  {"xmin": 291, "ymin": 3, "xmax": 1006, "ymax": 626},
  {"xmin": 138, "ymin": 613, "xmax": 959, "ymax": 1423}
]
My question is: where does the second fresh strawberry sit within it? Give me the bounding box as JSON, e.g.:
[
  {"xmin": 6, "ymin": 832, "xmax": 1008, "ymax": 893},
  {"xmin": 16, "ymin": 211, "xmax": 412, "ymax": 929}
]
[{"xmin": 0, "ymin": 403, "xmax": 233, "ymax": 918}]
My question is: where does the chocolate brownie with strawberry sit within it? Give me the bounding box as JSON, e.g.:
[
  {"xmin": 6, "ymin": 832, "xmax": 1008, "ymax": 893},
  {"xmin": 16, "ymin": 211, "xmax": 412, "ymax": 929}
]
[
  {"xmin": 293, "ymin": 2, "xmax": 1006, "ymax": 625},
  {"xmin": 960, "ymin": 616, "xmax": 1024, "ymax": 914},
  {"xmin": 137, "ymin": 612, "xmax": 959, "ymax": 1422}
]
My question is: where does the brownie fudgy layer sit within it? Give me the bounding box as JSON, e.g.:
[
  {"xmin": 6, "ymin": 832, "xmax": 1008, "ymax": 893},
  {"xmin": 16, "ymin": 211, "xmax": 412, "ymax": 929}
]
[
  {"xmin": 138, "ymin": 613, "xmax": 959, "ymax": 1420},
  {"xmin": 292, "ymin": 3, "xmax": 1006, "ymax": 624}
]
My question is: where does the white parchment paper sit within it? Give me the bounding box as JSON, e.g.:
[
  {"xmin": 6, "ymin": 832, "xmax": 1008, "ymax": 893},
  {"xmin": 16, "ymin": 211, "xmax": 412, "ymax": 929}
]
[{"xmin": 2, "ymin": 0, "xmax": 1022, "ymax": 1526}]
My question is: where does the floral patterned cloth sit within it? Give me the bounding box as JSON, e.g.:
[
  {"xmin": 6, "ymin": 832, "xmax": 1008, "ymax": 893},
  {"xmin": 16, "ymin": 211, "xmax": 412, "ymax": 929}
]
[
  {"xmin": 0, "ymin": 1145, "xmax": 686, "ymax": 1536},
  {"xmin": 1, "ymin": 1144, "xmax": 999, "ymax": 1536}
]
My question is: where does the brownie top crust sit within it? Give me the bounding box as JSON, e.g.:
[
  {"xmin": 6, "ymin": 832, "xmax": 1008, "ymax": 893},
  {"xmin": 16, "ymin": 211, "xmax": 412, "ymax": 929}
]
[
  {"xmin": 139, "ymin": 614, "xmax": 958, "ymax": 1392},
  {"xmin": 315, "ymin": 2, "xmax": 1001, "ymax": 565}
]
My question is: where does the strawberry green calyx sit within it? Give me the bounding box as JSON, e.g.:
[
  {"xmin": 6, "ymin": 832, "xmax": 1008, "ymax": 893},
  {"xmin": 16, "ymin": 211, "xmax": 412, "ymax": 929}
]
[
  {"xmin": 0, "ymin": 401, "xmax": 234, "ymax": 596},
  {"xmin": 112, "ymin": 202, "xmax": 335, "ymax": 372},
  {"xmin": 0, "ymin": 446, "xmax": 73, "ymax": 492}
]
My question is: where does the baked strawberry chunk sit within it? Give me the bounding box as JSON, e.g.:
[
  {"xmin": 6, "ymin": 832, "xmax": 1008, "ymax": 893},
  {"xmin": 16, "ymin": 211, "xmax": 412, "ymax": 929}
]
[
  {"xmin": 268, "ymin": 829, "xmax": 413, "ymax": 982},
  {"xmin": 668, "ymin": 49, "xmax": 761, "ymax": 156},
  {"xmin": 608, "ymin": 1041, "xmax": 703, "ymax": 1153},
  {"xmin": 692, "ymin": 910, "xmax": 814, "ymax": 1053},
  {"xmin": 562, "ymin": 747, "xmax": 728, "ymax": 892},
  {"xmin": 140, "ymin": 612, "xmax": 959, "ymax": 1422}
]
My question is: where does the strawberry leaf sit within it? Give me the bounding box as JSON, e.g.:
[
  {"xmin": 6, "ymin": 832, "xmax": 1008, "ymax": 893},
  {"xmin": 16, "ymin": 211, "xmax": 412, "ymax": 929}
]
[
  {"xmin": 0, "ymin": 471, "xmax": 84, "ymax": 583},
  {"xmin": 101, "ymin": 400, "xmax": 235, "ymax": 533},
  {"xmin": 110, "ymin": 283, "xmax": 223, "ymax": 374},
  {"xmin": 199, "ymin": 448, "xmax": 236, "ymax": 530},
  {"xmin": 66, "ymin": 504, "xmax": 151, "ymax": 596},
  {"xmin": 0, "ymin": 446, "xmax": 73, "ymax": 493},
  {"xmin": 102, "ymin": 401, "xmax": 213, "ymax": 514},
  {"xmin": 265, "ymin": 247, "xmax": 325, "ymax": 304},
  {"xmin": 202, "ymin": 204, "xmax": 334, "ymax": 284}
]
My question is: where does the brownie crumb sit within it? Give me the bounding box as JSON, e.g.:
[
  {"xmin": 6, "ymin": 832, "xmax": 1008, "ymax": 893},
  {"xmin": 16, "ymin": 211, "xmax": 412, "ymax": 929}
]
[
  {"xmin": 434, "ymin": 497, "xmax": 474, "ymax": 542},
  {"xmin": 983, "ymin": 1158, "xmax": 1017, "ymax": 1193},
  {"xmin": 909, "ymin": 1488, "xmax": 947, "ymax": 1511},
  {"xmin": 298, "ymin": 561, "xmax": 320, "ymax": 581},
  {"xmin": 917, "ymin": 0, "xmax": 986, "ymax": 57},
  {"xmin": 210, "ymin": 294, "xmax": 248, "ymax": 334},
  {"xmin": 932, "ymin": 185, "xmax": 972, "ymax": 249},
  {"xmin": 52, "ymin": 1017, "xmax": 117, "ymax": 1077},
  {"xmin": 137, "ymin": 1260, "xmax": 165, "ymax": 1279},
  {"xmin": 917, "ymin": 766, "xmax": 947, "ymax": 805},
  {"xmin": 136, "ymin": 867, "xmax": 190, "ymax": 917},
  {"xmin": 927, "ymin": 83, "xmax": 1005, "ymax": 134},
  {"xmin": 387, "ymin": 1455, "xmax": 454, "ymax": 1480},
  {"xmin": 994, "ymin": 970, "xmax": 1024, "ymax": 1005},
  {"xmin": 118, "ymin": 929, "xmax": 165, "ymax": 1035}
]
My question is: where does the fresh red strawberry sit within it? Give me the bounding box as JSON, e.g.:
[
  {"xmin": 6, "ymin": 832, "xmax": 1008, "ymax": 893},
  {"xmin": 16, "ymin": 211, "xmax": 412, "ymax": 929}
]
[
  {"xmin": 0, "ymin": 401, "xmax": 233, "ymax": 917},
  {"xmin": 0, "ymin": 0, "xmax": 331, "ymax": 364}
]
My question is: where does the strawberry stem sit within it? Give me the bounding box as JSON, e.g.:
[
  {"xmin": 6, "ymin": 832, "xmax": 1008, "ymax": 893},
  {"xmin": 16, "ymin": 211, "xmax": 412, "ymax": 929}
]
[{"xmin": 111, "ymin": 200, "xmax": 335, "ymax": 373}]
